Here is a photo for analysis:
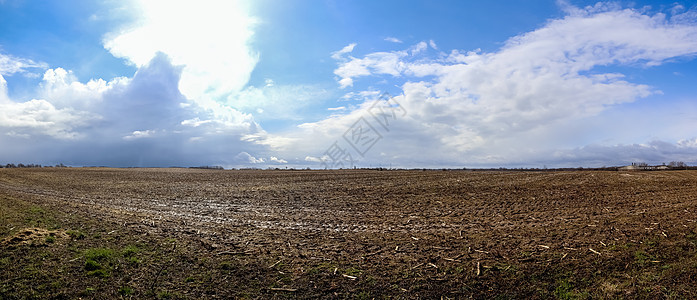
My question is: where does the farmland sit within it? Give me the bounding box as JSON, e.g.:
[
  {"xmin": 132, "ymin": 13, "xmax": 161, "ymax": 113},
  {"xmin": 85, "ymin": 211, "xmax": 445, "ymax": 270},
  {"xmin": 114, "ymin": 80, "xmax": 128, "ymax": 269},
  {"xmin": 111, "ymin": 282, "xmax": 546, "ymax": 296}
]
[{"xmin": 1, "ymin": 168, "xmax": 697, "ymax": 298}]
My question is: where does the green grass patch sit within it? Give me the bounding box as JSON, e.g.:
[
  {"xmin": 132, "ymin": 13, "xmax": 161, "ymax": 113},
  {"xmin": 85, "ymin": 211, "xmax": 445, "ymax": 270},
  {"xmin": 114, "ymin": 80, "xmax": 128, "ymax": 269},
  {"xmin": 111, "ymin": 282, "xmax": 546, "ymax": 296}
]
[
  {"xmin": 66, "ymin": 230, "xmax": 85, "ymax": 240},
  {"xmin": 157, "ymin": 290, "xmax": 172, "ymax": 299},
  {"xmin": 122, "ymin": 244, "xmax": 140, "ymax": 257},
  {"xmin": 82, "ymin": 248, "xmax": 116, "ymax": 277},
  {"xmin": 84, "ymin": 247, "xmax": 115, "ymax": 261},
  {"xmin": 344, "ymin": 267, "xmax": 362, "ymax": 277},
  {"xmin": 44, "ymin": 235, "xmax": 56, "ymax": 243},
  {"xmin": 119, "ymin": 286, "xmax": 134, "ymax": 296},
  {"xmin": 87, "ymin": 268, "xmax": 109, "ymax": 278},
  {"xmin": 84, "ymin": 259, "xmax": 102, "ymax": 271}
]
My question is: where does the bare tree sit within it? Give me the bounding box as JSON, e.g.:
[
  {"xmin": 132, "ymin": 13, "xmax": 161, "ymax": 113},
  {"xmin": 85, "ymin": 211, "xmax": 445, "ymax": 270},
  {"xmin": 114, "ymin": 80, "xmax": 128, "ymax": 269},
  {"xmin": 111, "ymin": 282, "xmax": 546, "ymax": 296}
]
[{"xmin": 668, "ymin": 161, "xmax": 686, "ymax": 168}]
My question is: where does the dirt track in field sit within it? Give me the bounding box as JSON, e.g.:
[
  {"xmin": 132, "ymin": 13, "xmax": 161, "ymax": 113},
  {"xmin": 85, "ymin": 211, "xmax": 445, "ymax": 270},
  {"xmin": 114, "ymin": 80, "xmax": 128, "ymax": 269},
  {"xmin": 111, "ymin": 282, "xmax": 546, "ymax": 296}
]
[{"xmin": 2, "ymin": 168, "xmax": 697, "ymax": 297}]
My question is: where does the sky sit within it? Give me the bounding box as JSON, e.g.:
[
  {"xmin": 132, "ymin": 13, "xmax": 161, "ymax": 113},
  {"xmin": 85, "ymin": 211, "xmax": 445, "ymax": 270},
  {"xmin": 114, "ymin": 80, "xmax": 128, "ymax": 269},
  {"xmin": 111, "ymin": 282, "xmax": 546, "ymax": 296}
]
[{"xmin": 1, "ymin": 0, "xmax": 697, "ymax": 168}]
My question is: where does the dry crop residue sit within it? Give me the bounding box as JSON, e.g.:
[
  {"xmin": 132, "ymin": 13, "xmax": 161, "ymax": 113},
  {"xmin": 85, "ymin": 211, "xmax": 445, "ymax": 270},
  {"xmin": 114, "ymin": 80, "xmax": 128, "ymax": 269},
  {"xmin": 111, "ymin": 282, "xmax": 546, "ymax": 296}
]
[
  {"xmin": 1, "ymin": 168, "xmax": 697, "ymax": 298},
  {"xmin": 1, "ymin": 228, "xmax": 67, "ymax": 247}
]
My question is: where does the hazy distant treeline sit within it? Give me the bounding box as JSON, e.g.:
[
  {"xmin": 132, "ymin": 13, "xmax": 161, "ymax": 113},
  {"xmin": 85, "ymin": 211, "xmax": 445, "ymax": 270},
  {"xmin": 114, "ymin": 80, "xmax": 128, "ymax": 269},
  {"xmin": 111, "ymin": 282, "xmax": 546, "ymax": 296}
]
[
  {"xmin": 189, "ymin": 166, "xmax": 225, "ymax": 170},
  {"xmin": 0, "ymin": 163, "xmax": 67, "ymax": 168}
]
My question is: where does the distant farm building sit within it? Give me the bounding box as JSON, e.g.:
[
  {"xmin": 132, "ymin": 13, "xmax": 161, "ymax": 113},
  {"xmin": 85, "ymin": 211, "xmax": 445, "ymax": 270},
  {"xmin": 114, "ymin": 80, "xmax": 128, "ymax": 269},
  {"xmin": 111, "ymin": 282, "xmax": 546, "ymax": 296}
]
[{"xmin": 619, "ymin": 163, "xmax": 670, "ymax": 171}]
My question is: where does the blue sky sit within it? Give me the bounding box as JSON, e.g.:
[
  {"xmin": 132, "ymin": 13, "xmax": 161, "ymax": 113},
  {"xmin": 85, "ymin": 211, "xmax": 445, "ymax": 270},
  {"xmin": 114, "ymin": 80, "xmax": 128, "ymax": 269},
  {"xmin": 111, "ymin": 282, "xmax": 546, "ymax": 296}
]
[{"xmin": 1, "ymin": 0, "xmax": 697, "ymax": 168}]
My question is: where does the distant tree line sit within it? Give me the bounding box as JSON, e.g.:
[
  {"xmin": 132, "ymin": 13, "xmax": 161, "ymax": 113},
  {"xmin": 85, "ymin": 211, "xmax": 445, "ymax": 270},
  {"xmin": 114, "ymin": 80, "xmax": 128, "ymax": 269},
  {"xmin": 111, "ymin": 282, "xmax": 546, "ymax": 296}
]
[
  {"xmin": 0, "ymin": 163, "xmax": 67, "ymax": 168},
  {"xmin": 668, "ymin": 161, "xmax": 687, "ymax": 168},
  {"xmin": 189, "ymin": 166, "xmax": 225, "ymax": 170},
  {"xmin": 628, "ymin": 161, "xmax": 690, "ymax": 170}
]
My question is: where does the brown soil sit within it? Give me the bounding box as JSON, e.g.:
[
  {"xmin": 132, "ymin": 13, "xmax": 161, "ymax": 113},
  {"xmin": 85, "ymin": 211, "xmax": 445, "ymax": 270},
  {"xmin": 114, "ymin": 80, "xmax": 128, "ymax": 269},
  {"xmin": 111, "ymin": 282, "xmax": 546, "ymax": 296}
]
[{"xmin": 1, "ymin": 168, "xmax": 697, "ymax": 299}]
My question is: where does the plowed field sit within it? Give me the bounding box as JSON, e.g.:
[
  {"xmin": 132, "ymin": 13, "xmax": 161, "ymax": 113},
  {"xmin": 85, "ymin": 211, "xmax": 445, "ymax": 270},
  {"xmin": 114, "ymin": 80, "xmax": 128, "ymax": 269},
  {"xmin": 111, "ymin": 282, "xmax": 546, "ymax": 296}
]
[{"xmin": 2, "ymin": 168, "xmax": 697, "ymax": 298}]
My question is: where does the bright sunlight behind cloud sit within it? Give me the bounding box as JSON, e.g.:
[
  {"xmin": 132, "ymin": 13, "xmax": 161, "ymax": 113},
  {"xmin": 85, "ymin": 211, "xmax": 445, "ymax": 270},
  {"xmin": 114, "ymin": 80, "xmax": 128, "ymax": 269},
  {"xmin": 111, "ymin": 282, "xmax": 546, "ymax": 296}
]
[{"xmin": 104, "ymin": 0, "xmax": 258, "ymax": 107}]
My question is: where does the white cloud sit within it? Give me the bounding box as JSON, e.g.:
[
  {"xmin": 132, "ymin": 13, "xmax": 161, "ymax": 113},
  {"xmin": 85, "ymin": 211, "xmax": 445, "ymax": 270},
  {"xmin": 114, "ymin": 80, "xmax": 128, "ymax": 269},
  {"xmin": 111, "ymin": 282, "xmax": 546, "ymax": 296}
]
[
  {"xmin": 235, "ymin": 152, "xmax": 264, "ymax": 164},
  {"xmin": 410, "ymin": 41, "xmax": 428, "ymax": 55},
  {"xmin": 39, "ymin": 68, "xmax": 127, "ymax": 110},
  {"xmin": 123, "ymin": 129, "xmax": 157, "ymax": 140},
  {"xmin": 428, "ymin": 40, "xmax": 438, "ymax": 50},
  {"xmin": 0, "ymin": 74, "xmax": 9, "ymax": 103},
  {"xmin": 181, "ymin": 118, "xmax": 212, "ymax": 127},
  {"xmin": 269, "ymin": 156, "xmax": 287, "ymax": 164},
  {"xmin": 103, "ymin": 0, "xmax": 258, "ymax": 109},
  {"xmin": 333, "ymin": 51, "xmax": 402, "ymax": 88},
  {"xmin": 0, "ymin": 52, "xmax": 270, "ymax": 167},
  {"xmin": 331, "ymin": 6, "xmax": 697, "ymax": 133},
  {"xmin": 334, "ymin": 7, "xmax": 697, "ymax": 89},
  {"xmin": 337, "ymin": 77, "xmax": 354, "ymax": 89},
  {"xmin": 266, "ymin": 3, "xmax": 697, "ymax": 168},
  {"xmin": 0, "ymin": 52, "xmax": 48, "ymax": 76},
  {"xmin": 384, "ymin": 37, "xmax": 403, "ymax": 43},
  {"xmin": 501, "ymin": 6, "xmax": 697, "ymax": 70},
  {"xmin": 678, "ymin": 138, "xmax": 697, "ymax": 148},
  {"xmin": 0, "ymin": 98, "xmax": 96, "ymax": 140},
  {"xmin": 340, "ymin": 90, "xmax": 381, "ymax": 102},
  {"xmin": 0, "ymin": 73, "xmax": 97, "ymax": 140},
  {"xmin": 304, "ymin": 156, "xmax": 322, "ymax": 163},
  {"xmin": 331, "ymin": 43, "xmax": 357, "ymax": 60},
  {"xmin": 332, "ymin": 42, "xmax": 437, "ymax": 88}
]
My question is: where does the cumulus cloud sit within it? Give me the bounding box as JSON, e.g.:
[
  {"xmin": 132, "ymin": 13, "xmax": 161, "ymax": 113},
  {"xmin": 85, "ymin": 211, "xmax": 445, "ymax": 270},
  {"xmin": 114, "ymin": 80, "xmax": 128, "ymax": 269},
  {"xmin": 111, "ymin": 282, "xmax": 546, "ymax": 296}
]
[
  {"xmin": 269, "ymin": 156, "xmax": 287, "ymax": 164},
  {"xmin": 123, "ymin": 130, "xmax": 157, "ymax": 140},
  {"xmin": 384, "ymin": 37, "xmax": 403, "ymax": 43},
  {"xmin": 235, "ymin": 152, "xmax": 264, "ymax": 164},
  {"xmin": 103, "ymin": 0, "xmax": 258, "ymax": 108},
  {"xmin": 267, "ymin": 3, "xmax": 697, "ymax": 167},
  {"xmin": 181, "ymin": 118, "xmax": 212, "ymax": 128},
  {"xmin": 332, "ymin": 42, "xmax": 436, "ymax": 88},
  {"xmin": 3, "ymin": 2, "xmax": 697, "ymax": 169},
  {"xmin": 0, "ymin": 73, "xmax": 97, "ymax": 140},
  {"xmin": 0, "ymin": 52, "xmax": 270, "ymax": 167},
  {"xmin": 1, "ymin": 2, "xmax": 308, "ymax": 168},
  {"xmin": 304, "ymin": 156, "xmax": 322, "ymax": 163},
  {"xmin": 0, "ymin": 98, "xmax": 95, "ymax": 140},
  {"xmin": 39, "ymin": 67, "xmax": 127, "ymax": 110}
]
